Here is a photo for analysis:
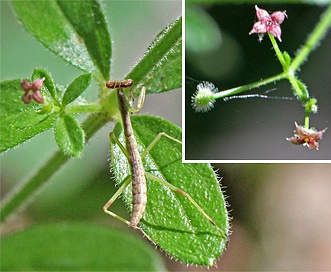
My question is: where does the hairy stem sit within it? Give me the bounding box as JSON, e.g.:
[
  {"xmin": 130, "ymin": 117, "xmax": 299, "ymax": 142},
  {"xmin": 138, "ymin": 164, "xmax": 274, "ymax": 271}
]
[
  {"xmin": 291, "ymin": 4, "xmax": 331, "ymax": 71},
  {"xmin": 213, "ymin": 72, "xmax": 286, "ymax": 100},
  {"xmin": 268, "ymin": 33, "xmax": 286, "ymax": 69},
  {"xmin": 65, "ymin": 103, "xmax": 102, "ymax": 114}
]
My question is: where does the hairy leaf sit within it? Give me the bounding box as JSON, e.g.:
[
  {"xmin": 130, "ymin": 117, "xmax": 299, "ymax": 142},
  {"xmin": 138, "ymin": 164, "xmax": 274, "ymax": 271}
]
[
  {"xmin": 62, "ymin": 73, "xmax": 92, "ymax": 106},
  {"xmin": 127, "ymin": 17, "xmax": 182, "ymax": 95},
  {"xmin": 56, "ymin": 1, "xmax": 111, "ymax": 80},
  {"xmin": 11, "ymin": 0, "xmax": 111, "ymax": 80},
  {"xmin": 111, "ymin": 115, "xmax": 229, "ymax": 265},
  {"xmin": 54, "ymin": 114, "xmax": 85, "ymax": 157}
]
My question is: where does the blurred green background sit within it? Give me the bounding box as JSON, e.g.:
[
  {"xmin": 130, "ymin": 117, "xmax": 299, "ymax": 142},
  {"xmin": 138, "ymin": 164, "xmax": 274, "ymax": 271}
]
[{"xmin": 185, "ymin": 3, "xmax": 331, "ymax": 160}]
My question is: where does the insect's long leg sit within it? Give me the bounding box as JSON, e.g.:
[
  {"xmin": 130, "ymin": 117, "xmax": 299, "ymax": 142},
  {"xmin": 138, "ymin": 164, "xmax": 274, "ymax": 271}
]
[
  {"xmin": 109, "ymin": 132, "xmax": 129, "ymax": 158},
  {"xmin": 140, "ymin": 132, "xmax": 182, "ymax": 159},
  {"xmin": 103, "ymin": 174, "xmax": 132, "ymax": 226},
  {"xmin": 106, "ymin": 130, "xmax": 152, "ymax": 240},
  {"xmin": 145, "ymin": 172, "xmax": 226, "ymax": 238},
  {"xmin": 106, "ymin": 131, "xmax": 148, "ymax": 233},
  {"xmin": 141, "ymin": 132, "xmax": 225, "ymax": 236},
  {"xmin": 102, "ymin": 170, "xmax": 154, "ymax": 242}
]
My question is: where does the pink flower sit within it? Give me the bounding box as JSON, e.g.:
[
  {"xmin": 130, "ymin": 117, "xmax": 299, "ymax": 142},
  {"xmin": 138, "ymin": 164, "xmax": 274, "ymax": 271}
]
[
  {"xmin": 287, "ymin": 122, "xmax": 327, "ymax": 150},
  {"xmin": 20, "ymin": 78, "xmax": 45, "ymax": 104},
  {"xmin": 249, "ymin": 5, "xmax": 287, "ymax": 42}
]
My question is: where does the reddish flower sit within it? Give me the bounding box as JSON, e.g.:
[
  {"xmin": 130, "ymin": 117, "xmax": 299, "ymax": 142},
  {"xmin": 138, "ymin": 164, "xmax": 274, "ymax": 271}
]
[
  {"xmin": 249, "ymin": 5, "xmax": 287, "ymax": 42},
  {"xmin": 20, "ymin": 78, "xmax": 45, "ymax": 104},
  {"xmin": 287, "ymin": 122, "xmax": 327, "ymax": 150}
]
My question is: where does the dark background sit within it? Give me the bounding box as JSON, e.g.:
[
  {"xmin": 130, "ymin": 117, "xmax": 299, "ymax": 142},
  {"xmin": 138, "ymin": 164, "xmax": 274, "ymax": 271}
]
[{"xmin": 185, "ymin": 4, "xmax": 331, "ymax": 160}]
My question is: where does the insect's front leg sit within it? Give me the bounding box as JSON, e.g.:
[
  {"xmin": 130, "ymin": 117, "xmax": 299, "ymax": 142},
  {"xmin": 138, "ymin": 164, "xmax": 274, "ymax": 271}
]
[
  {"xmin": 103, "ymin": 132, "xmax": 132, "ymax": 226},
  {"xmin": 129, "ymin": 86, "xmax": 146, "ymax": 114}
]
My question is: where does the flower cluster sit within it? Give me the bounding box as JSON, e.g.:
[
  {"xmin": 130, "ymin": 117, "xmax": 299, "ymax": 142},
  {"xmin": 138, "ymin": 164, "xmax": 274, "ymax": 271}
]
[
  {"xmin": 20, "ymin": 78, "xmax": 45, "ymax": 104},
  {"xmin": 249, "ymin": 5, "xmax": 287, "ymax": 42},
  {"xmin": 287, "ymin": 122, "xmax": 327, "ymax": 150},
  {"xmin": 191, "ymin": 81, "xmax": 218, "ymax": 113}
]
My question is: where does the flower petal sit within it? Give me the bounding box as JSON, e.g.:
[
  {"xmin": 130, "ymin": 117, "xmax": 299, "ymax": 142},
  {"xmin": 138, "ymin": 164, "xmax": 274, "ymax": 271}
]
[
  {"xmin": 269, "ymin": 25, "xmax": 282, "ymax": 42},
  {"xmin": 21, "ymin": 92, "xmax": 32, "ymax": 104},
  {"xmin": 271, "ymin": 11, "xmax": 287, "ymax": 24},
  {"xmin": 255, "ymin": 5, "xmax": 270, "ymax": 21},
  {"xmin": 249, "ymin": 21, "xmax": 267, "ymax": 35},
  {"xmin": 32, "ymin": 91, "xmax": 45, "ymax": 104}
]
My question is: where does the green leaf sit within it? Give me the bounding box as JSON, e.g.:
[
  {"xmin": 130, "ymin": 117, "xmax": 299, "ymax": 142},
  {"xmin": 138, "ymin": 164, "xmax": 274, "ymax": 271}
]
[
  {"xmin": 127, "ymin": 17, "xmax": 182, "ymax": 95},
  {"xmin": 1, "ymin": 223, "xmax": 166, "ymax": 271},
  {"xmin": 111, "ymin": 115, "xmax": 229, "ymax": 265},
  {"xmin": 295, "ymin": 79, "xmax": 309, "ymax": 102},
  {"xmin": 56, "ymin": 0, "xmax": 111, "ymax": 80},
  {"xmin": 62, "ymin": 73, "xmax": 92, "ymax": 106},
  {"xmin": 11, "ymin": 0, "xmax": 111, "ymax": 80},
  {"xmin": 282, "ymin": 51, "xmax": 292, "ymax": 67},
  {"xmin": 32, "ymin": 68, "xmax": 58, "ymax": 102},
  {"xmin": 54, "ymin": 114, "xmax": 85, "ymax": 157},
  {"xmin": 0, "ymin": 79, "xmax": 57, "ymax": 153}
]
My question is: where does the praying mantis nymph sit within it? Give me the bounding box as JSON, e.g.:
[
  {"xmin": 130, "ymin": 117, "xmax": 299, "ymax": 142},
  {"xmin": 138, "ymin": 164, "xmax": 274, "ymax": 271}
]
[
  {"xmin": 104, "ymin": 78, "xmax": 147, "ymax": 228},
  {"xmin": 104, "ymin": 79, "xmax": 225, "ymax": 236}
]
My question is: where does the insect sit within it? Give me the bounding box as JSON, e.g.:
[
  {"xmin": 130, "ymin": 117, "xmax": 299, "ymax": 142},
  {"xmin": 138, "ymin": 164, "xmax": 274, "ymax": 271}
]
[{"xmin": 103, "ymin": 79, "xmax": 225, "ymax": 236}]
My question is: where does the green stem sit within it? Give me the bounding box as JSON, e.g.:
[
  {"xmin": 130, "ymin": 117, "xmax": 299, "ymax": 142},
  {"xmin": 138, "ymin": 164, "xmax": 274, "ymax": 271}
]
[
  {"xmin": 268, "ymin": 33, "xmax": 286, "ymax": 70},
  {"xmin": 286, "ymin": 75, "xmax": 304, "ymax": 100},
  {"xmin": 66, "ymin": 103, "xmax": 102, "ymax": 114},
  {"xmin": 305, "ymin": 110, "xmax": 310, "ymax": 129},
  {"xmin": 0, "ymin": 114, "xmax": 109, "ymax": 223},
  {"xmin": 213, "ymin": 72, "xmax": 286, "ymax": 100},
  {"xmin": 291, "ymin": 4, "xmax": 331, "ymax": 72}
]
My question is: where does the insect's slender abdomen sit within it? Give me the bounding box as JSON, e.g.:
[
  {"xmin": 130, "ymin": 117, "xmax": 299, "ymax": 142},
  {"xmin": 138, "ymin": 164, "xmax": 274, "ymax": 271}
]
[{"xmin": 117, "ymin": 87, "xmax": 147, "ymax": 228}]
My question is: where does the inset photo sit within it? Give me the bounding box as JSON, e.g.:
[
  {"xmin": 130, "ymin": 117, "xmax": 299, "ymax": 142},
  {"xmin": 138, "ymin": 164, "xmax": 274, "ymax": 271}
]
[{"xmin": 185, "ymin": 3, "xmax": 331, "ymax": 161}]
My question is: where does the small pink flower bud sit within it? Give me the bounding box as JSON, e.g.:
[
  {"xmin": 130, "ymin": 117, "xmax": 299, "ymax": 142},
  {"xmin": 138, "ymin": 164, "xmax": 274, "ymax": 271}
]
[{"xmin": 20, "ymin": 78, "xmax": 45, "ymax": 104}]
